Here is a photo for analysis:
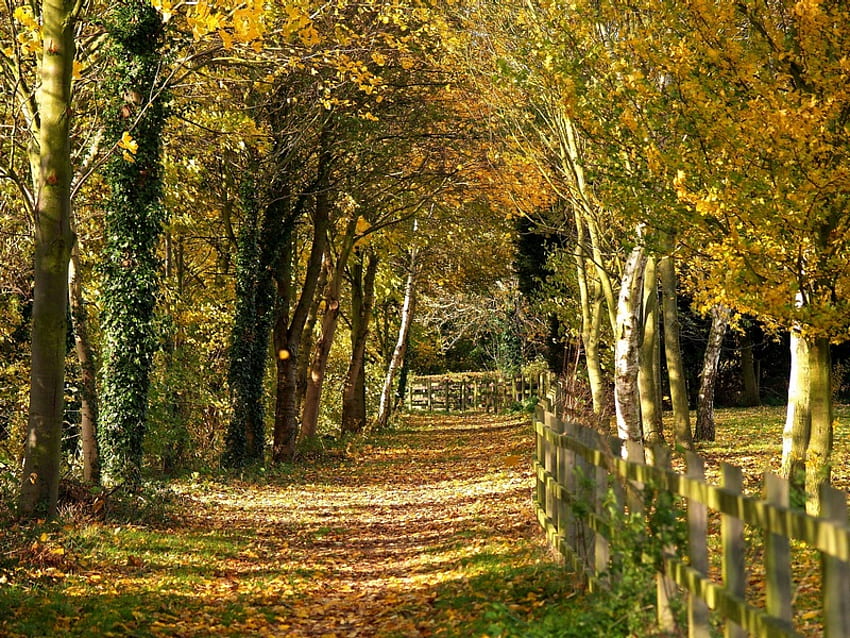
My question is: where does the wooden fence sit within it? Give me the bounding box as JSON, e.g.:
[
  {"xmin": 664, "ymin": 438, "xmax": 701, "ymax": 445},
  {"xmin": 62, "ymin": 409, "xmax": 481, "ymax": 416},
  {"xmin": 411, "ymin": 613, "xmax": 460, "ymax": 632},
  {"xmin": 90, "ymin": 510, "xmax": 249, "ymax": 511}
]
[
  {"xmin": 534, "ymin": 392, "xmax": 850, "ymax": 637},
  {"xmin": 405, "ymin": 372, "xmax": 548, "ymax": 413}
]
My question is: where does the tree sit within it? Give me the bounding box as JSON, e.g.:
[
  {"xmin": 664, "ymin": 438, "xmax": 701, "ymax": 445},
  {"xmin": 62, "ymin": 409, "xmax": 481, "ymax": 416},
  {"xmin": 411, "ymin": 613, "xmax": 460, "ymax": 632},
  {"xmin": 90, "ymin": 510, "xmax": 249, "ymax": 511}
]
[
  {"xmin": 16, "ymin": 0, "xmax": 78, "ymax": 517},
  {"xmin": 97, "ymin": 0, "xmax": 167, "ymax": 486}
]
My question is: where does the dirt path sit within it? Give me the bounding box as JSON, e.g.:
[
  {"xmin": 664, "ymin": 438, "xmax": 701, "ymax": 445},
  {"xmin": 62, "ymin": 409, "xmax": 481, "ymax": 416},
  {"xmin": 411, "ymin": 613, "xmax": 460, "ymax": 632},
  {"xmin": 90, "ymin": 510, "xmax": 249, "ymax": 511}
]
[
  {"xmin": 181, "ymin": 412, "xmax": 540, "ymax": 637},
  {"xmin": 0, "ymin": 413, "xmax": 555, "ymax": 636}
]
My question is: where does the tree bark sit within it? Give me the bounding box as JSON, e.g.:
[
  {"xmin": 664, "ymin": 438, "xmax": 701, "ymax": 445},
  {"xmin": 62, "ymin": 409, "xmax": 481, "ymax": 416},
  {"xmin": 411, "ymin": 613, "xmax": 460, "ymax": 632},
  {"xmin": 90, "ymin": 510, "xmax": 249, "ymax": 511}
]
[
  {"xmin": 272, "ymin": 168, "xmax": 331, "ymax": 462},
  {"xmin": 300, "ymin": 221, "xmax": 357, "ymax": 441},
  {"xmin": 739, "ymin": 328, "xmax": 761, "ymax": 407},
  {"xmin": 572, "ymin": 203, "xmax": 607, "ymax": 417},
  {"xmin": 295, "ymin": 265, "xmax": 328, "ymax": 415},
  {"xmin": 18, "ymin": 0, "xmax": 76, "ymax": 517},
  {"xmin": 341, "ymin": 250, "xmax": 378, "ymax": 434},
  {"xmin": 694, "ymin": 304, "xmax": 730, "ymax": 442},
  {"xmin": 639, "ymin": 256, "xmax": 663, "ymax": 446},
  {"xmin": 659, "ymin": 251, "xmax": 693, "ymax": 449},
  {"xmin": 805, "ymin": 336, "xmax": 832, "ymax": 516},
  {"xmin": 614, "ymin": 241, "xmax": 647, "ymax": 455},
  {"xmin": 781, "ymin": 328, "xmax": 811, "ymax": 499},
  {"xmin": 69, "ymin": 245, "xmax": 99, "ymax": 484},
  {"xmin": 376, "ymin": 249, "xmax": 418, "ymax": 430}
]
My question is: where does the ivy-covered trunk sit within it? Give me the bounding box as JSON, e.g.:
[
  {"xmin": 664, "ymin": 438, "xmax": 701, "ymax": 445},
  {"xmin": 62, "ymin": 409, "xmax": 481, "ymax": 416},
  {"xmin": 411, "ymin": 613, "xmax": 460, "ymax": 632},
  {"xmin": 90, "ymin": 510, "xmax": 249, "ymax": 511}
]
[
  {"xmin": 18, "ymin": 0, "xmax": 76, "ymax": 517},
  {"xmin": 98, "ymin": 0, "xmax": 166, "ymax": 486},
  {"xmin": 223, "ymin": 175, "xmax": 272, "ymax": 467}
]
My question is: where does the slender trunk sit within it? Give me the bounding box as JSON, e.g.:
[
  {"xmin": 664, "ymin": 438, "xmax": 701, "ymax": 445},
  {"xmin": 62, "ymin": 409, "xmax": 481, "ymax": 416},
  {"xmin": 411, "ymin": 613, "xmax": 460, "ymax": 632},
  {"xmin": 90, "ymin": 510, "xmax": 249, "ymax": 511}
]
[
  {"xmin": 805, "ymin": 337, "xmax": 832, "ymax": 516},
  {"xmin": 659, "ymin": 251, "xmax": 693, "ymax": 449},
  {"xmin": 300, "ymin": 219, "xmax": 359, "ymax": 440},
  {"xmin": 614, "ymin": 241, "xmax": 647, "ymax": 454},
  {"xmin": 272, "ymin": 159, "xmax": 331, "ymax": 462},
  {"xmin": 572, "ymin": 204, "xmax": 607, "ymax": 416},
  {"xmin": 341, "ymin": 250, "xmax": 378, "ymax": 435},
  {"xmin": 739, "ymin": 329, "xmax": 760, "ymax": 407},
  {"xmin": 19, "ymin": 0, "xmax": 76, "ymax": 517},
  {"xmin": 781, "ymin": 328, "xmax": 811, "ymax": 498},
  {"xmin": 376, "ymin": 249, "xmax": 418, "ymax": 430},
  {"xmin": 68, "ymin": 246, "xmax": 99, "ymax": 484},
  {"xmin": 694, "ymin": 304, "xmax": 730, "ymax": 442},
  {"xmin": 295, "ymin": 264, "xmax": 328, "ymax": 414},
  {"xmin": 639, "ymin": 256, "xmax": 663, "ymax": 446}
]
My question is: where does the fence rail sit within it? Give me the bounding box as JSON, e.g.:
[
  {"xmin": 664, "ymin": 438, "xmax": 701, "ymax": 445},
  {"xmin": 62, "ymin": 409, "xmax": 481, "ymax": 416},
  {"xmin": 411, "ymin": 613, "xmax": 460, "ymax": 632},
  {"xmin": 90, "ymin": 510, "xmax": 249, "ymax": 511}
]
[
  {"xmin": 405, "ymin": 372, "xmax": 548, "ymax": 413},
  {"xmin": 534, "ymin": 392, "xmax": 850, "ymax": 637}
]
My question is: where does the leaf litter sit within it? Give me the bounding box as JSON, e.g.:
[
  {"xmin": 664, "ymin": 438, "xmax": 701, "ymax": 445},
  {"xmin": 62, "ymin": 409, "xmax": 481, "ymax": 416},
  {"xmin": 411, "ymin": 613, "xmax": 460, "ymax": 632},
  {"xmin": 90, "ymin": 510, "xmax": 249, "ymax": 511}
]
[{"xmin": 0, "ymin": 413, "xmax": 557, "ymax": 637}]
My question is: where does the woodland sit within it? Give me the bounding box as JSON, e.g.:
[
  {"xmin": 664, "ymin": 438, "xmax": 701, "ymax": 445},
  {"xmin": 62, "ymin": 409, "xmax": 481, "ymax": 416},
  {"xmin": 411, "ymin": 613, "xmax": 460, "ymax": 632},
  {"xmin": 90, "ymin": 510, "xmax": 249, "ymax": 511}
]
[{"xmin": 1, "ymin": 0, "xmax": 850, "ymax": 598}]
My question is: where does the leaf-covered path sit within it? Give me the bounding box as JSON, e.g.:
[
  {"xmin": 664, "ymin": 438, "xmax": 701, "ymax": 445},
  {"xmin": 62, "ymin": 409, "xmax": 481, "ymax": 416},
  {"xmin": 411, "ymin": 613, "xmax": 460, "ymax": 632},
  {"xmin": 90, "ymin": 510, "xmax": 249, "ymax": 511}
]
[{"xmin": 2, "ymin": 413, "xmax": 569, "ymax": 637}]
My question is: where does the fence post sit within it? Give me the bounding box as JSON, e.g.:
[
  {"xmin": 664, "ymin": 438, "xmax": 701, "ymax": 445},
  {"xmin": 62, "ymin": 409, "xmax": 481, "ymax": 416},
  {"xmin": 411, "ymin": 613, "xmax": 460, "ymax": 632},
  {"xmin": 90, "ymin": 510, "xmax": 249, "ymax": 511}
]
[
  {"xmin": 822, "ymin": 484, "xmax": 850, "ymax": 638},
  {"xmin": 535, "ymin": 402, "xmax": 546, "ymax": 526},
  {"xmin": 721, "ymin": 463, "xmax": 746, "ymax": 638},
  {"xmin": 460, "ymin": 379, "xmax": 467, "ymax": 412},
  {"xmin": 560, "ymin": 417, "xmax": 577, "ymax": 558},
  {"xmin": 687, "ymin": 452, "xmax": 710, "ymax": 638},
  {"xmin": 764, "ymin": 473, "xmax": 794, "ymax": 630},
  {"xmin": 652, "ymin": 446, "xmax": 677, "ymax": 634},
  {"xmin": 590, "ymin": 430, "xmax": 610, "ymax": 590},
  {"xmin": 427, "ymin": 380, "xmax": 433, "ymax": 411}
]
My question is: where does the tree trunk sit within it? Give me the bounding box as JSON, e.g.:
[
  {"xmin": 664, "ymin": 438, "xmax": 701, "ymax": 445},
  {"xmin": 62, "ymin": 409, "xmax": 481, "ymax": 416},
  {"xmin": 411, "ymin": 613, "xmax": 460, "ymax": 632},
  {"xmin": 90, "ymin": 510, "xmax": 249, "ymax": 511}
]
[
  {"xmin": 18, "ymin": 0, "xmax": 76, "ymax": 518},
  {"xmin": 639, "ymin": 256, "xmax": 663, "ymax": 446},
  {"xmin": 694, "ymin": 304, "xmax": 730, "ymax": 442},
  {"xmin": 614, "ymin": 241, "xmax": 647, "ymax": 455},
  {"xmin": 300, "ymin": 218, "xmax": 359, "ymax": 441},
  {"xmin": 659, "ymin": 251, "xmax": 693, "ymax": 449},
  {"xmin": 572, "ymin": 204, "xmax": 607, "ymax": 417},
  {"xmin": 781, "ymin": 328, "xmax": 811, "ymax": 500},
  {"xmin": 739, "ymin": 329, "xmax": 760, "ymax": 407},
  {"xmin": 341, "ymin": 250, "xmax": 378, "ymax": 435},
  {"xmin": 295, "ymin": 265, "xmax": 328, "ymax": 415},
  {"xmin": 223, "ymin": 173, "xmax": 271, "ymax": 467},
  {"xmin": 272, "ymin": 169, "xmax": 331, "ymax": 462},
  {"xmin": 69, "ymin": 245, "xmax": 99, "ymax": 484},
  {"xmin": 98, "ymin": 2, "xmax": 166, "ymax": 486},
  {"xmin": 804, "ymin": 336, "xmax": 832, "ymax": 516},
  {"xmin": 376, "ymin": 249, "xmax": 418, "ymax": 430}
]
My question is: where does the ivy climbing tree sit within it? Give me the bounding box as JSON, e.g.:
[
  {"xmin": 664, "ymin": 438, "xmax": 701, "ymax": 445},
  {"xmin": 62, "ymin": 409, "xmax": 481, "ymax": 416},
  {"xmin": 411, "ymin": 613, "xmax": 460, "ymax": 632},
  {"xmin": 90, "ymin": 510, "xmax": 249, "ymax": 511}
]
[
  {"xmin": 98, "ymin": 0, "xmax": 167, "ymax": 486},
  {"xmin": 222, "ymin": 167, "xmax": 273, "ymax": 467}
]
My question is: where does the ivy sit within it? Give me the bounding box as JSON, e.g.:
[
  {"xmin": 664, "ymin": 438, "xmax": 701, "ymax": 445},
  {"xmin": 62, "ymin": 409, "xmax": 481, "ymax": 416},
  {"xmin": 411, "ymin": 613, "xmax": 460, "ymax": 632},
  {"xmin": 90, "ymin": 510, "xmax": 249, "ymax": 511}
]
[
  {"xmin": 223, "ymin": 170, "xmax": 268, "ymax": 467},
  {"xmin": 98, "ymin": 0, "xmax": 167, "ymax": 487}
]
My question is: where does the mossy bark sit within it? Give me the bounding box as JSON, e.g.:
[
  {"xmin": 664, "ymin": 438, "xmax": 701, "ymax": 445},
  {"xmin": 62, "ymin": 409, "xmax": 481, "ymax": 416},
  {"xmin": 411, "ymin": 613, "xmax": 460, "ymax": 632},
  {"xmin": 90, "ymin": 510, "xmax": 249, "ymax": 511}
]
[
  {"xmin": 805, "ymin": 337, "xmax": 832, "ymax": 516},
  {"xmin": 659, "ymin": 251, "xmax": 693, "ymax": 450},
  {"xmin": 18, "ymin": 0, "xmax": 76, "ymax": 518},
  {"xmin": 639, "ymin": 256, "xmax": 663, "ymax": 446}
]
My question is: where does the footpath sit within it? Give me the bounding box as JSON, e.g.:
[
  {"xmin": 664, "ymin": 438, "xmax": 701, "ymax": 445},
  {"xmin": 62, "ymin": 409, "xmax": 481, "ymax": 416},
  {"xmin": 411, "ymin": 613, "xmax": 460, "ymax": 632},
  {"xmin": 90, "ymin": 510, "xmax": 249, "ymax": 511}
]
[{"xmin": 1, "ymin": 413, "xmax": 566, "ymax": 637}]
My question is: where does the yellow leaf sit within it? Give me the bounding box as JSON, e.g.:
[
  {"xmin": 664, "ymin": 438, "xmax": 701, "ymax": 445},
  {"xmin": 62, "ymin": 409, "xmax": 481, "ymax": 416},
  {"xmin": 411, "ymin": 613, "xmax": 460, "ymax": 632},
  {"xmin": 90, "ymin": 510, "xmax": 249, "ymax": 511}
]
[{"xmin": 117, "ymin": 131, "xmax": 139, "ymax": 156}]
